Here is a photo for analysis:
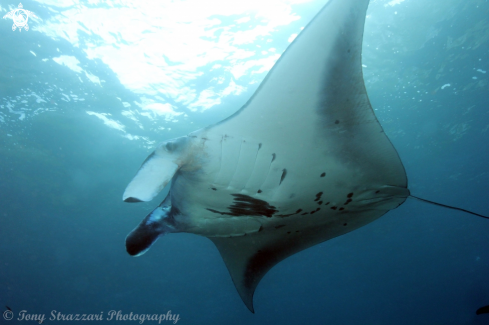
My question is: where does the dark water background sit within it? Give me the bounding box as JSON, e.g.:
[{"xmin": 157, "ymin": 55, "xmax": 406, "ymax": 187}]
[{"xmin": 1, "ymin": 0, "xmax": 488, "ymax": 324}]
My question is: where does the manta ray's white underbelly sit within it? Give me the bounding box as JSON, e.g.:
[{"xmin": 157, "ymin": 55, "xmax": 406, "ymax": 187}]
[{"xmin": 170, "ymin": 133, "xmax": 408, "ymax": 237}]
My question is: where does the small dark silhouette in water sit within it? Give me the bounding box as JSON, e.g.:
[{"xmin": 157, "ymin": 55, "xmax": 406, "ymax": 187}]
[
  {"xmin": 5, "ymin": 305, "xmax": 12, "ymax": 311},
  {"xmin": 476, "ymin": 305, "xmax": 489, "ymax": 315}
]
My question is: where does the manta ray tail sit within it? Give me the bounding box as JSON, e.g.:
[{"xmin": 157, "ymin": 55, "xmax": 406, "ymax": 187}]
[
  {"xmin": 409, "ymin": 195, "xmax": 489, "ymax": 219},
  {"xmin": 125, "ymin": 194, "xmax": 176, "ymax": 256}
]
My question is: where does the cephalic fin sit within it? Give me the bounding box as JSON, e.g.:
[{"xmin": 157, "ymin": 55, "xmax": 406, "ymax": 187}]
[
  {"xmin": 123, "ymin": 152, "xmax": 178, "ymax": 202},
  {"xmin": 126, "ymin": 194, "xmax": 176, "ymax": 256},
  {"xmin": 123, "ymin": 137, "xmax": 191, "ymax": 202}
]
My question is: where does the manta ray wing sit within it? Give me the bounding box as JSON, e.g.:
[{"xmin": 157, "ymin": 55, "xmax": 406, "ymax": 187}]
[
  {"xmin": 210, "ymin": 205, "xmax": 407, "ymax": 312},
  {"xmin": 191, "ymin": 0, "xmax": 408, "ymax": 311}
]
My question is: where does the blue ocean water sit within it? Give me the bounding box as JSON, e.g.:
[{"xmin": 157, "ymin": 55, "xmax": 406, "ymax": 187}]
[{"xmin": 1, "ymin": 0, "xmax": 488, "ymax": 324}]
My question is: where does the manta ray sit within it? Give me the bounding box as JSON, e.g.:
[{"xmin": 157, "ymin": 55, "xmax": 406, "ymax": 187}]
[{"xmin": 121, "ymin": 0, "xmax": 487, "ymax": 313}]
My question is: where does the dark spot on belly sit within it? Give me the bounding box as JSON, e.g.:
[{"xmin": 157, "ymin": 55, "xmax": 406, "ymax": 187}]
[
  {"xmin": 318, "ymin": 201, "xmax": 323, "ymax": 205},
  {"xmin": 287, "ymin": 231, "xmax": 291, "ymax": 234},
  {"xmin": 320, "ymin": 172, "xmax": 326, "ymax": 177},
  {"xmin": 211, "ymin": 187, "xmax": 217, "ymax": 191},
  {"xmin": 339, "ymin": 207, "xmax": 344, "ymax": 211},
  {"xmin": 274, "ymin": 225, "xmax": 285, "ymax": 229},
  {"xmin": 257, "ymin": 189, "xmax": 262, "ymax": 193},
  {"xmin": 314, "ymin": 192, "xmax": 323, "ymax": 201},
  {"xmin": 301, "ymin": 212, "xmax": 308, "ymax": 215},
  {"xmin": 347, "ymin": 192, "xmax": 354, "ymax": 198},
  {"xmin": 325, "ymin": 202, "xmax": 330, "ymax": 205},
  {"xmin": 375, "ymin": 190, "xmax": 380, "ymax": 194},
  {"xmin": 276, "ymin": 210, "xmax": 298, "ymax": 217},
  {"xmin": 279, "ymin": 169, "xmax": 287, "ymax": 185},
  {"xmin": 343, "ymin": 223, "xmax": 347, "ymax": 226},
  {"xmin": 296, "ymin": 209, "xmax": 302, "ymax": 213},
  {"xmin": 331, "ymin": 206, "xmax": 337, "ymax": 210},
  {"xmin": 344, "ymin": 198, "xmax": 352, "ymax": 205},
  {"xmin": 311, "ymin": 207, "xmax": 321, "ymax": 214},
  {"xmin": 335, "ymin": 120, "xmax": 340, "ymax": 124},
  {"xmin": 206, "ymin": 194, "xmax": 278, "ymax": 218},
  {"xmin": 206, "ymin": 208, "xmax": 225, "ymax": 215}
]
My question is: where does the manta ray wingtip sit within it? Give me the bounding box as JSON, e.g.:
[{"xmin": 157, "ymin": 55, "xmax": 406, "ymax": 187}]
[{"xmin": 242, "ymin": 294, "xmax": 255, "ymax": 313}]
